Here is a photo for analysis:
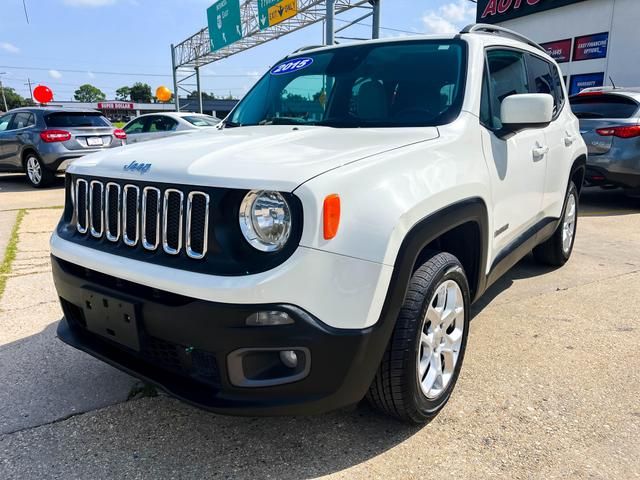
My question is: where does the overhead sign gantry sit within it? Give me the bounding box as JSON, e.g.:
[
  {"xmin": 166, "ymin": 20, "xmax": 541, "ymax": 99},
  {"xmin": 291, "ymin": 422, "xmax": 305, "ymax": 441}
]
[{"xmin": 171, "ymin": 0, "xmax": 381, "ymax": 112}]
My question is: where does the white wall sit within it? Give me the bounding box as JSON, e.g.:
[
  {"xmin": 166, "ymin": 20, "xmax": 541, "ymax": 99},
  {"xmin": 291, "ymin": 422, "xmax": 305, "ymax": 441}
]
[{"xmin": 498, "ymin": 0, "xmax": 639, "ymax": 88}]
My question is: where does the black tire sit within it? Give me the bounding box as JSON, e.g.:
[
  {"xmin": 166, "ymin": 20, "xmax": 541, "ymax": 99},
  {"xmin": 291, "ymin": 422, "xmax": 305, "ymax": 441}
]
[
  {"xmin": 367, "ymin": 251, "xmax": 470, "ymax": 424},
  {"xmin": 533, "ymin": 181, "xmax": 579, "ymax": 267},
  {"xmin": 24, "ymin": 153, "xmax": 54, "ymax": 188}
]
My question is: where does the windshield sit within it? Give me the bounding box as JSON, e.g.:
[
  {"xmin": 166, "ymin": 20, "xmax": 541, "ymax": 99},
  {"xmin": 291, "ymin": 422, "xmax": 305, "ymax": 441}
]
[
  {"xmin": 45, "ymin": 112, "xmax": 110, "ymax": 128},
  {"xmin": 229, "ymin": 40, "xmax": 467, "ymax": 128},
  {"xmin": 183, "ymin": 115, "xmax": 219, "ymax": 127}
]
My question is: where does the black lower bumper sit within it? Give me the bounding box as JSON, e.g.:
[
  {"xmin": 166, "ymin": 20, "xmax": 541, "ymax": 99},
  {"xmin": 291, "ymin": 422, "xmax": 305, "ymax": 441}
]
[
  {"xmin": 585, "ymin": 165, "xmax": 640, "ymax": 189},
  {"xmin": 52, "ymin": 255, "xmax": 392, "ymax": 416}
]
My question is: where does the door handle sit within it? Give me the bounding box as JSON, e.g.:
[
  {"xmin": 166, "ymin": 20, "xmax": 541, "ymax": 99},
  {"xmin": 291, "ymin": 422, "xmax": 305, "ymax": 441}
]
[{"xmin": 532, "ymin": 145, "xmax": 549, "ymax": 159}]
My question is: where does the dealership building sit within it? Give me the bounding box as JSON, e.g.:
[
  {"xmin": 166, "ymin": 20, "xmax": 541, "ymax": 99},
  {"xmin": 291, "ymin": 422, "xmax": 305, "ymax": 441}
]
[{"xmin": 476, "ymin": 0, "xmax": 639, "ymax": 95}]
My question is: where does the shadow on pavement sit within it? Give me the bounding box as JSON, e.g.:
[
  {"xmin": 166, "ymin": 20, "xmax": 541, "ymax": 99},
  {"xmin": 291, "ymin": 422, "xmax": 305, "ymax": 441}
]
[
  {"xmin": 0, "ymin": 321, "xmax": 136, "ymax": 435},
  {"xmin": 1, "ymin": 319, "xmax": 420, "ymax": 478},
  {"xmin": 0, "ymin": 173, "xmax": 65, "ymax": 193},
  {"xmin": 579, "ymin": 187, "xmax": 640, "ymax": 217}
]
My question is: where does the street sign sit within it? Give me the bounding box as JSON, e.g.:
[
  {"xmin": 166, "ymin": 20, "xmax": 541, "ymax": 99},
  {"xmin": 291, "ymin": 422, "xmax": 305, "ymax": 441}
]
[
  {"xmin": 207, "ymin": 0, "xmax": 243, "ymax": 52},
  {"xmin": 258, "ymin": 0, "xmax": 298, "ymax": 30}
]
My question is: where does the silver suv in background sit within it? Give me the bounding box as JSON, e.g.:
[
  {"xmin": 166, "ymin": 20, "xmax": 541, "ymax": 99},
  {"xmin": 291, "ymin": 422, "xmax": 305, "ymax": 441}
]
[
  {"xmin": 0, "ymin": 107, "xmax": 126, "ymax": 188},
  {"xmin": 570, "ymin": 87, "xmax": 640, "ymax": 193}
]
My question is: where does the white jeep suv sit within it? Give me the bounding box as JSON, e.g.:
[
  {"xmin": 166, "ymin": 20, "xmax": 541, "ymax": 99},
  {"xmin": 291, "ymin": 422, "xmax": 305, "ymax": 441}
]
[{"xmin": 51, "ymin": 24, "xmax": 587, "ymax": 423}]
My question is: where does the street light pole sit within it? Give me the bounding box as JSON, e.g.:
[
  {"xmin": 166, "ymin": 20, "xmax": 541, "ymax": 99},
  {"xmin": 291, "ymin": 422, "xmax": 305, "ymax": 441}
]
[{"xmin": 0, "ymin": 72, "xmax": 8, "ymax": 112}]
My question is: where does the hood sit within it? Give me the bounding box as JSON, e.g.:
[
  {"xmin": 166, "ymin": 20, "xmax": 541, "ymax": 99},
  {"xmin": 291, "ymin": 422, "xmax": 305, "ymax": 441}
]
[{"xmin": 67, "ymin": 125, "xmax": 439, "ymax": 191}]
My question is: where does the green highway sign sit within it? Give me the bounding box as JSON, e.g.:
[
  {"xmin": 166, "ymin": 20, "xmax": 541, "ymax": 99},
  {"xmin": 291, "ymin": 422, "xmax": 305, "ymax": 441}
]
[
  {"xmin": 207, "ymin": 0, "xmax": 243, "ymax": 52},
  {"xmin": 258, "ymin": 0, "xmax": 298, "ymax": 30}
]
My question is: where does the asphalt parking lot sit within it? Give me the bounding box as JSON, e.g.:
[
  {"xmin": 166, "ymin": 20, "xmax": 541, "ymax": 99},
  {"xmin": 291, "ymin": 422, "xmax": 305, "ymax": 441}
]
[{"xmin": 0, "ymin": 173, "xmax": 639, "ymax": 479}]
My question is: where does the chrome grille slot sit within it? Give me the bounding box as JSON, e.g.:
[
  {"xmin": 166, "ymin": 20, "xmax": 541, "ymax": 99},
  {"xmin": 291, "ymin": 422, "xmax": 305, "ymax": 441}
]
[
  {"xmin": 123, "ymin": 185, "xmax": 140, "ymax": 247},
  {"xmin": 75, "ymin": 179, "xmax": 89, "ymax": 234},
  {"xmin": 105, "ymin": 182, "xmax": 121, "ymax": 242},
  {"xmin": 142, "ymin": 187, "xmax": 161, "ymax": 251},
  {"xmin": 186, "ymin": 192, "xmax": 210, "ymax": 259},
  {"xmin": 89, "ymin": 180, "xmax": 104, "ymax": 238},
  {"xmin": 69, "ymin": 177, "xmax": 210, "ymax": 261},
  {"xmin": 163, "ymin": 189, "xmax": 184, "ymax": 255}
]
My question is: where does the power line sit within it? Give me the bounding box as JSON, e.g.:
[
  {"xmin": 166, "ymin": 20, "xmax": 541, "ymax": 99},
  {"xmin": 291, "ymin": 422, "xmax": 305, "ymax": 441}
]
[{"xmin": 0, "ymin": 65, "xmax": 258, "ymax": 78}]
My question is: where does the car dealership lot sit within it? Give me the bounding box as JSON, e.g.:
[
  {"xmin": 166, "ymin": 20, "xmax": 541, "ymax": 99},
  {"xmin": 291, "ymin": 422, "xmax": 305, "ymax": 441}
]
[{"xmin": 0, "ymin": 179, "xmax": 638, "ymax": 479}]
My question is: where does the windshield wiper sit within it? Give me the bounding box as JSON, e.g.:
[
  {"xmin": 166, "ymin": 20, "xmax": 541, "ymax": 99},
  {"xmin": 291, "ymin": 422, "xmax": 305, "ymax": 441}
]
[
  {"xmin": 222, "ymin": 120, "xmax": 241, "ymax": 128},
  {"xmin": 258, "ymin": 117, "xmax": 310, "ymax": 126}
]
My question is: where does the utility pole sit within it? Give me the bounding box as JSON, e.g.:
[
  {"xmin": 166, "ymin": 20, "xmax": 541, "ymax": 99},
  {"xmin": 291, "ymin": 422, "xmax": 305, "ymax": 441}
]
[
  {"xmin": 24, "ymin": 78, "xmax": 33, "ymax": 101},
  {"xmin": 0, "ymin": 72, "xmax": 8, "ymax": 112},
  {"xmin": 325, "ymin": 0, "xmax": 335, "ymax": 45}
]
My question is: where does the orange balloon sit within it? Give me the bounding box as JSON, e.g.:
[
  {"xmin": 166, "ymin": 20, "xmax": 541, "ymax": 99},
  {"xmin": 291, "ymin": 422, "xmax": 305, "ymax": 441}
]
[{"xmin": 156, "ymin": 86, "xmax": 172, "ymax": 102}]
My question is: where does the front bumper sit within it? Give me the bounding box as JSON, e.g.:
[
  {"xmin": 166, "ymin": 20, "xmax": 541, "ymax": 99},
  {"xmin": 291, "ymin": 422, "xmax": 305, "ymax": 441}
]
[{"xmin": 52, "ymin": 255, "xmax": 393, "ymax": 416}]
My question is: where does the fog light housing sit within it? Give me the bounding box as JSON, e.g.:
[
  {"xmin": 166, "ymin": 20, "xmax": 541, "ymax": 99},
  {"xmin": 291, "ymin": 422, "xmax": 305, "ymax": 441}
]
[{"xmin": 246, "ymin": 310, "xmax": 294, "ymax": 326}]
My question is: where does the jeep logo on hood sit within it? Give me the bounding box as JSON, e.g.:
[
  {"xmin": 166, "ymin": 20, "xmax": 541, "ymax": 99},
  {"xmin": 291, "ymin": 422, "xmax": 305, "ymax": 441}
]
[{"xmin": 123, "ymin": 161, "xmax": 151, "ymax": 174}]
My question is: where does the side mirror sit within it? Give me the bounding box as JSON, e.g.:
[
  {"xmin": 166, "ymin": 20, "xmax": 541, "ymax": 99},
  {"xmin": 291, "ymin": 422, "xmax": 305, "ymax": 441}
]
[{"xmin": 500, "ymin": 93, "xmax": 554, "ymax": 129}]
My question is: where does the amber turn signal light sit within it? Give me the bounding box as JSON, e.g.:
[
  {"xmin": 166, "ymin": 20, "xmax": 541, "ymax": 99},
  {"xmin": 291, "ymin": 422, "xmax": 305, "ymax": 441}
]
[{"xmin": 323, "ymin": 194, "xmax": 341, "ymax": 240}]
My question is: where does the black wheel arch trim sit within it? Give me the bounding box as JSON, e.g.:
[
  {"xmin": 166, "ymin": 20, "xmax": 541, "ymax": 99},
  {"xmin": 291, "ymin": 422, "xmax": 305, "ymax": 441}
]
[{"xmin": 377, "ymin": 197, "xmax": 489, "ymax": 334}]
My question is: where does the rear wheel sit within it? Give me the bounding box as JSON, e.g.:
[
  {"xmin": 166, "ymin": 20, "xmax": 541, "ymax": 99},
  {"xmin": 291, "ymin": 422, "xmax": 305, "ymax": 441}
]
[
  {"xmin": 533, "ymin": 181, "xmax": 578, "ymax": 266},
  {"xmin": 367, "ymin": 251, "xmax": 470, "ymax": 424},
  {"xmin": 24, "ymin": 153, "xmax": 53, "ymax": 188}
]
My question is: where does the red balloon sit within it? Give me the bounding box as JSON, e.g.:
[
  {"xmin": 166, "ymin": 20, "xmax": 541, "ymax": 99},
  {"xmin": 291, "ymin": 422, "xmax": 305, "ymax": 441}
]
[{"xmin": 33, "ymin": 85, "xmax": 53, "ymax": 104}]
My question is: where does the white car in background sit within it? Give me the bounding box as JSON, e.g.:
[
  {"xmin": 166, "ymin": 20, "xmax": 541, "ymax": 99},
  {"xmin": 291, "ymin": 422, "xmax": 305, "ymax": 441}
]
[{"xmin": 122, "ymin": 112, "xmax": 219, "ymax": 144}]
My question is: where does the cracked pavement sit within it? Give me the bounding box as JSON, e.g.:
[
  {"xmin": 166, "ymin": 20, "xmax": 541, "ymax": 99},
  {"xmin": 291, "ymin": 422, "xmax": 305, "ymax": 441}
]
[{"xmin": 0, "ymin": 176, "xmax": 639, "ymax": 479}]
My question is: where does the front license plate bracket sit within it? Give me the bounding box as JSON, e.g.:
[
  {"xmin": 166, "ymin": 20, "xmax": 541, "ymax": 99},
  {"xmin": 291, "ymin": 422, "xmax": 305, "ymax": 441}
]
[{"xmin": 82, "ymin": 290, "xmax": 140, "ymax": 351}]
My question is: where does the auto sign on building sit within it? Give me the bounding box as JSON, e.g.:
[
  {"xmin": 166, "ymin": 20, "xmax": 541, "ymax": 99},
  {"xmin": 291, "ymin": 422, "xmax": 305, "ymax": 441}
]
[
  {"xmin": 476, "ymin": 0, "xmax": 640, "ymax": 95},
  {"xmin": 258, "ymin": 0, "xmax": 298, "ymax": 30},
  {"xmin": 207, "ymin": 0, "xmax": 243, "ymax": 52}
]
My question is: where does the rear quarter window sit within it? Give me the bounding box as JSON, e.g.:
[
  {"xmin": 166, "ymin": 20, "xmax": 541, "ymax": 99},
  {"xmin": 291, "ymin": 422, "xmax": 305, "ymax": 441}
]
[
  {"xmin": 45, "ymin": 112, "xmax": 111, "ymax": 128},
  {"xmin": 570, "ymin": 94, "xmax": 639, "ymax": 119}
]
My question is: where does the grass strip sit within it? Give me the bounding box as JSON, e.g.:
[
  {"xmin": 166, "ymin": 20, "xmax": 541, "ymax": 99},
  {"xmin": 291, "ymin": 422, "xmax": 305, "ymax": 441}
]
[{"xmin": 0, "ymin": 209, "xmax": 26, "ymax": 302}]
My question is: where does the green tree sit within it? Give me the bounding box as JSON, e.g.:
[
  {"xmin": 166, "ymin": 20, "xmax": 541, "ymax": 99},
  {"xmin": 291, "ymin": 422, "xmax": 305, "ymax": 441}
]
[
  {"xmin": 187, "ymin": 90, "xmax": 216, "ymax": 100},
  {"xmin": 115, "ymin": 86, "xmax": 131, "ymax": 101},
  {"xmin": 129, "ymin": 82, "xmax": 152, "ymax": 103},
  {"xmin": 0, "ymin": 86, "xmax": 34, "ymax": 111},
  {"xmin": 73, "ymin": 84, "xmax": 106, "ymax": 103}
]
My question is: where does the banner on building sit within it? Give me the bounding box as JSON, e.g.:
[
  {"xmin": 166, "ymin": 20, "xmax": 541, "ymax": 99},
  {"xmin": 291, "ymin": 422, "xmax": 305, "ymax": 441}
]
[
  {"xmin": 476, "ymin": 0, "xmax": 589, "ymax": 24},
  {"xmin": 569, "ymin": 72, "xmax": 604, "ymax": 96},
  {"xmin": 573, "ymin": 32, "xmax": 609, "ymax": 61},
  {"xmin": 540, "ymin": 39, "xmax": 572, "ymax": 63}
]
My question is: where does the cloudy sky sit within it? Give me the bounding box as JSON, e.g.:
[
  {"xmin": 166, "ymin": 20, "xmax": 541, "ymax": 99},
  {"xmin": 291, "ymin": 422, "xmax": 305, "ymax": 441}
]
[{"xmin": 0, "ymin": 0, "xmax": 477, "ymax": 101}]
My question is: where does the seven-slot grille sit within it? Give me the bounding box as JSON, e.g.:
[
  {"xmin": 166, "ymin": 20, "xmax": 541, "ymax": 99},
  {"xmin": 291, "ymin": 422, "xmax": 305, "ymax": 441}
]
[{"xmin": 73, "ymin": 178, "xmax": 210, "ymax": 260}]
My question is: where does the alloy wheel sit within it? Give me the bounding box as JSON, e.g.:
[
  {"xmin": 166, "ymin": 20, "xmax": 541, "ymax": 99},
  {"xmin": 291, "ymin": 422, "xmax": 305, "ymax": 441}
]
[
  {"xmin": 562, "ymin": 192, "xmax": 577, "ymax": 254},
  {"xmin": 417, "ymin": 279, "xmax": 465, "ymax": 399},
  {"xmin": 26, "ymin": 156, "xmax": 42, "ymax": 185}
]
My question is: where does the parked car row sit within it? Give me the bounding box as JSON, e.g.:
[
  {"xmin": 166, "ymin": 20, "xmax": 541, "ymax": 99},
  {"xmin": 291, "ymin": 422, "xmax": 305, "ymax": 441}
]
[
  {"xmin": 0, "ymin": 108, "xmax": 219, "ymax": 187},
  {"xmin": 569, "ymin": 87, "xmax": 640, "ymax": 194},
  {"xmin": 0, "ymin": 87, "xmax": 638, "ymax": 192}
]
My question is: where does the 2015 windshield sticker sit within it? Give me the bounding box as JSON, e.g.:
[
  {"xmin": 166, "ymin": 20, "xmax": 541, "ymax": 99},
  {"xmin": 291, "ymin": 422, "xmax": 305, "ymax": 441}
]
[{"xmin": 270, "ymin": 57, "xmax": 314, "ymax": 75}]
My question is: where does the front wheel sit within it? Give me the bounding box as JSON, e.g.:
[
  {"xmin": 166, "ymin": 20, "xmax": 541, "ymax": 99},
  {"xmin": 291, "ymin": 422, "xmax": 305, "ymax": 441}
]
[
  {"xmin": 25, "ymin": 153, "xmax": 54, "ymax": 188},
  {"xmin": 533, "ymin": 181, "xmax": 578, "ymax": 266},
  {"xmin": 367, "ymin": 251, "xmax": 470, "ymax": 424}
]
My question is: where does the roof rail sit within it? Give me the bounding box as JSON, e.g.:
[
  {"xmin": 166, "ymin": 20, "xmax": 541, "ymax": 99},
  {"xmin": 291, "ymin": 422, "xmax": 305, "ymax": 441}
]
[
  {"xmin": 460, "ymin": 23, "xmax": 546, "ymax": 54},
  {"xmin": 289, "ymin": 44, "xmax": 325, "ymax": 55}
]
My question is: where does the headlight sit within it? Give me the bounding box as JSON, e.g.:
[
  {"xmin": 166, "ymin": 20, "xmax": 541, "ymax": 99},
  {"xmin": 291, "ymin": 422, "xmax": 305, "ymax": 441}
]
[{"xmin": 239, "ymin": 190, "xmax": 292, "ymax": 252}]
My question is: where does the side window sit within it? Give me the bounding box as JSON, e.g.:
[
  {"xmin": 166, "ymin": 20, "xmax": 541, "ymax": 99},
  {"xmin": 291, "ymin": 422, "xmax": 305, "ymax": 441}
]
[
  {"xmin": 484, "ymin": 50, "xmax": 529, "ymax": 130},
  {"xmin": 10, "ymin": 112, "xmax": 33, "ymax": 130},
  {"xmin": 148, "ymin": 116, "xmax": 178, "ymax": 132},
  {"xmin": 124, "ymin": 118, "xmax": 147, "ymax": 134},
  {"xmin": 527, "ymin": 54, "xmax": 563, "ymax": 115},
  {"xmin": 0, "ymin": 114, "xmax": 13, "ymax": 132},
  {"xmin": 480, "ymin": 68, "xmax": 493, "ymax": 127}
]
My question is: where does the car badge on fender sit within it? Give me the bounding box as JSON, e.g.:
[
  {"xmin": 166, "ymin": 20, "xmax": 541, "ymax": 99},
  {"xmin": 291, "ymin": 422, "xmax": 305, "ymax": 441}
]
[{"xmin": 123, "ymin": 161, "xmax": 152, "ymax": 174}]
